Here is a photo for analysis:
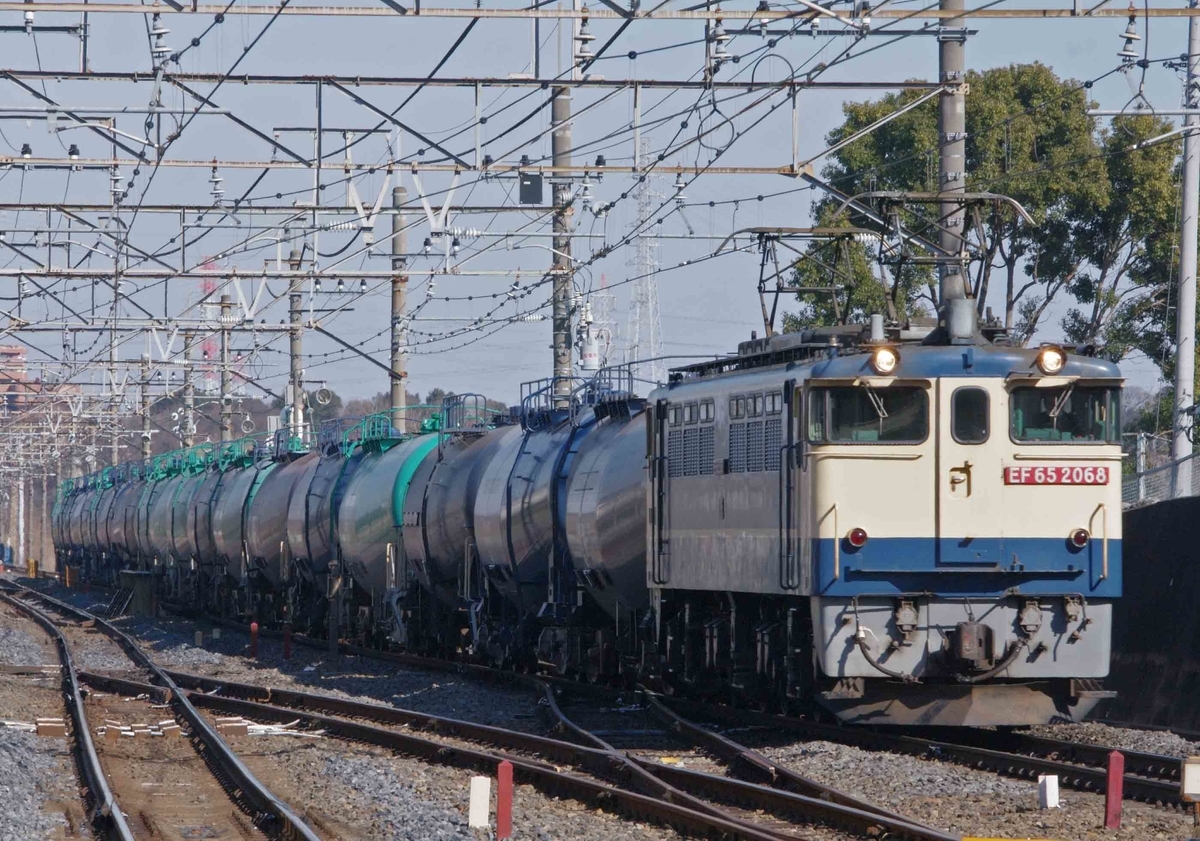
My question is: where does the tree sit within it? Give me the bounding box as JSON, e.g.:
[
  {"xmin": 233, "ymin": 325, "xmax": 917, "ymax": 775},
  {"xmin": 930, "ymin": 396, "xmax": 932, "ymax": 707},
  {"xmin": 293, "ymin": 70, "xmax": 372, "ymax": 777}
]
[
  {"xmin": 787, "ymin": 63, "xmax": 1110, "ymax": 341},
  {"xmin": 1086, "ymin": 129, "xmax": 1186, "ymax": 375}
]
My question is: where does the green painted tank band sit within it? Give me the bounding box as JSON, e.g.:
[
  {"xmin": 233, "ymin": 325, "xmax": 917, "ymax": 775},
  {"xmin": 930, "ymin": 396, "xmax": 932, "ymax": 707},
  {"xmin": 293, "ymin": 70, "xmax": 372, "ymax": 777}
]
[
  {"xmin": 392, "ymin": 434, "xmax": 439, "ymax": 528},
  {"xmin": 244, "ymin": 461, "xmax": 278, "ymax": 516}
]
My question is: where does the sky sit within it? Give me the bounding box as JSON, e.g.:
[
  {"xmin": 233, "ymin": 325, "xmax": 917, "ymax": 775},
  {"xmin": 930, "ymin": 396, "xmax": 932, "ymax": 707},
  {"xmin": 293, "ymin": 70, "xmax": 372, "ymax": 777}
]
[{"xmin": 0, "ymin": 0, "xmax": 1192, "ymax": 417}]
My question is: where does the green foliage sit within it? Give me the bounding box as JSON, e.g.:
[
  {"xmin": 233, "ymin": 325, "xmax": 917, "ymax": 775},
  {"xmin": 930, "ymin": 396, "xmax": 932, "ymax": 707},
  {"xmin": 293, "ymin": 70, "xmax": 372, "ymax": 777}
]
[
  {"xmin": 785, "ymin": 62, "xmax": 1180, "ymax": 360},
  {"xmin": 1077, "ymin": 124, "xmax": 1184, "ymax": 368}
]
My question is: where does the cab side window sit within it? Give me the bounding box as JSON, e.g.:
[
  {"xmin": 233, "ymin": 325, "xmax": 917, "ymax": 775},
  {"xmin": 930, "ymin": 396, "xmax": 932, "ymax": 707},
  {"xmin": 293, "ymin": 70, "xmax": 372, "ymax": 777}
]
[{"xmin": 952, "ymin": 387, "xmax": 989, "ymax": 444}]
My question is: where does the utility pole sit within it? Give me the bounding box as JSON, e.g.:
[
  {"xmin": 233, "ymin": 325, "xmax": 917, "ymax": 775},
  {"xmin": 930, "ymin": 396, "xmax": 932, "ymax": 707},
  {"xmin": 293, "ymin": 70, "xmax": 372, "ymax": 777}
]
[
  {"xmin": 1173, "ymin": 0, "xmax": 1200, "ymax": 497},
  {"xmin": 390, "ymin": 186, "xmax": 408, "ymax": 433},
  {"xmin": 551, "ymin": 85, "xmax": 574, "ymax": 407},
  {"xmin": 937, "ymin": 0, "xmax": 974, "ymax": 342},
  {"xmin": 182, "ymin": 331, "xmax": 196, "ymax": 448},
  {"xmin": 39, "ymin": 473, "xmax": 48, "ymax": 571},
  {"xmin": 17, "ymin": 477, "xmax": 25, "ymax": 571},
  {"xmin": 111, "ymin": 228, "xmax": 122, "ymax": 468},
  {"xmin": 140, "ymin": 355, "xmax": 152, "ymax": 459},
  {"xmin": 220, "ymin": 294, "xmax": 233, "ymax": 442},
  {"xmin": 288, "ymin": 247, "xmax": 306, "ymax": 443}
]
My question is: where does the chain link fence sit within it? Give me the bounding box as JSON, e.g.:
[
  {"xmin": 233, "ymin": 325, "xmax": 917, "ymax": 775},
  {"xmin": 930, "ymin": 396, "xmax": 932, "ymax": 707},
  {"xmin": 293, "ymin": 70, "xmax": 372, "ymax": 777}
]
[{"xmin": 1122, "ymin": 453, "xmax": 1200, "ymax": 508}]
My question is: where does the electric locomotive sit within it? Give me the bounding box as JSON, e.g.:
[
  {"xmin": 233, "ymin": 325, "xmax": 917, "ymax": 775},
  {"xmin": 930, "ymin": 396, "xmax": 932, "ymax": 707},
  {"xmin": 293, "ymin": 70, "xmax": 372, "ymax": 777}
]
[
  {"xmin": 51, "ymin": 318, "xmax": 1122, "ymax": 727},
  {"xmin": 647, "ymin": 323, "xmax": 1121, "ymax": 725}
]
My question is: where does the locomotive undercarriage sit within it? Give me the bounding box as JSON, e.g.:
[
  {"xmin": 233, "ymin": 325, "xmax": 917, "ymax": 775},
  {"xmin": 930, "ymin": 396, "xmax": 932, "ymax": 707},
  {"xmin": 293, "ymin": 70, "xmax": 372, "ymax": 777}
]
[{"xmin": 653, "ymin": 590, "xmax": 816, "ymax": 712}]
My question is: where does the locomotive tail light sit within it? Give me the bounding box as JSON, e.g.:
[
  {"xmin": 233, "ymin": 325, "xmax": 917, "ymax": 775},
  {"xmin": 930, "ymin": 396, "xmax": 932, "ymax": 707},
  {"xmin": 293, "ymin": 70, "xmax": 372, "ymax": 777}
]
[
  {"xmin": 1036, "ymin": 345, "xmax": 1067, "ymax": 375},
  {"xmin": 1070, "ymin": 528, "xmax": 1090, "ymax": 548},
  {"xmin": 870, "ymin": 346, "xmax": 900, "ymax": 375},
  {"xmin": 847, "ymin": 527, "xmax": 869, "ymax": 548}
]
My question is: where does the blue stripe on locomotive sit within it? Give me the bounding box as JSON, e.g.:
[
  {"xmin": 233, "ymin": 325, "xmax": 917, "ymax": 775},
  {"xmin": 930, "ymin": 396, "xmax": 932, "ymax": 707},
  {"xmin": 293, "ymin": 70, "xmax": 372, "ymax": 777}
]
[{"xmin": 814, "ymin": 536, "xmax": 1122, "ymax": 598}]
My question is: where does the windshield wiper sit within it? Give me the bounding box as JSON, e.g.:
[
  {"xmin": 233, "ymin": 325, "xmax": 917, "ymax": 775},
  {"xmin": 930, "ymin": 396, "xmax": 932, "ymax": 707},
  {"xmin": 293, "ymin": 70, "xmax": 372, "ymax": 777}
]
[
  {"xmin": 1049, "ymin": 384, "xmax": 1075, "ymax": 420},
  {"xmin": 864, "ymin": 384, "xmax": 889, "ymax": 420}
]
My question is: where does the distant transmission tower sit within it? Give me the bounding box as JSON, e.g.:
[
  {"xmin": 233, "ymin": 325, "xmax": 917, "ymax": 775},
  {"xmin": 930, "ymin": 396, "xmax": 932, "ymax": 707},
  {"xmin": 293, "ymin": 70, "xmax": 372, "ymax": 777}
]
[
  {"xmin": 625, "ymin": 137, "xmax": 665, "ymax": 386},
  {"xmin": 588, "ymin": 274, "xmax": 618, "ymax": 369}
]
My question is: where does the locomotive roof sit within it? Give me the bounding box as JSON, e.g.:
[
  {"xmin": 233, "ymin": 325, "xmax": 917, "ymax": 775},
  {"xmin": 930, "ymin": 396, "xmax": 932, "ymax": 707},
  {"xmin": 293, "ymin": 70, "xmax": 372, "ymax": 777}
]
[
  {"xmin": 808, "ymin": 343, "xmax": 1122, "ymax": 381},
  {"xmin": 667, "ymin": 334, "xmax": 1121, "ymax": 386}
]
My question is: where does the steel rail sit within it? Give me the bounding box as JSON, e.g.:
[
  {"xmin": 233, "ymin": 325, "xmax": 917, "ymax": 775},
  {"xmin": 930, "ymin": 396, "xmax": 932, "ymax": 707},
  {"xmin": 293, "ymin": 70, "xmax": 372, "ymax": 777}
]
[
  {"xmin": 80, "ymin": 669, "xmax": 958, "ymax": 841},
  {"xmin": 657, "ymin": 696, "xmax": 1183, "ymax": 808},
  {"xmin": 78, "ymin": 672, "xmax": 796, "ymax": 841},
  {"xmin": 157, "ymin": 629, "xmax": 957, "ymax": 840},
  {"xmin": 151, "ymin": 604, "xmax": 1182, "ymax": 809},
  {"xmin": 907, "ymin": 727, "xmax": 1183, "ymax": 784},
  {"xmin": 534, "ymin": 677, "xmax": 953, "ymax": 840},
  {"xmin": 639, "ymin": 690, "xmax": 953, "ymax": 828},
  {"xmin": 3, "ymin": 584, "xmax": 323, "ymax": 841},
  {"xmin": 0, "ymin": 592, "xmax": 136, "ymax": 841}
]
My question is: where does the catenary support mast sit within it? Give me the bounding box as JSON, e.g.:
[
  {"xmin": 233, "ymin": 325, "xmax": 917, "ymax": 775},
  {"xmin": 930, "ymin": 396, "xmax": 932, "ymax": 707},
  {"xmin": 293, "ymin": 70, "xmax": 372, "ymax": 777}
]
[
  {"xmin": 1173, "ymin": 0, "xmax": 1199, "ymax": 495},
  {"xmin": 391, "ymin": 186, "xmax": 409, "ymax": 432},
  {"xmin": 937, "ymin": 0, "xmax": 974, "ymax": 341}
]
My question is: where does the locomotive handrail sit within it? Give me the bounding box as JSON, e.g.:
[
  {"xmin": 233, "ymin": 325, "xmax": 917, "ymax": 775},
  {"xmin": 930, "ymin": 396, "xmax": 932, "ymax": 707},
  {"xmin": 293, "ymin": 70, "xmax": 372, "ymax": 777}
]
[
  {"xmin": 1010, "ymin": 452, "xmax": 1124, "ymax": 460},
  {"xmin": 1091, "ymin": 503, "xmax": 1109, "ymax": 582},
  {"xmin": 822, "ymin": 503, "xmax": 839, "ymax": 582}
]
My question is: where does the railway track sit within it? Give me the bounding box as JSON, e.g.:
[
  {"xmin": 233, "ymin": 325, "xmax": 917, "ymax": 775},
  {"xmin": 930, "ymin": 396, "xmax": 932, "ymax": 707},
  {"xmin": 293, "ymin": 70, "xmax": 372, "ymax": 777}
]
[
  {"xmin": 14, "ymin": 574, "xmax": 1191, "ymax": 826},
  {"xmin": 8, "ymin": 576, "xmax": 960, "ymax": 841},
  {"xmin": 309, "ymin": 632, "xmax": 1188, "ymax": 811},
  {"xmin": 0, "ymin": 590, "xmax": 135, "ymax": 840},
  {"xmin": 911, "ymin": 726, "xmax": 1184, "ymax": 786},
  {"xmin": 0, "ymin": 581, "xmax": 321, "ymax": 841},
  {"xmin": 79, "ymin": 666, "xmax": 959, "ymax": 841},
  {"xmin": 653, "ymin": 696, "xmax": 1185, "ymax": 808}
]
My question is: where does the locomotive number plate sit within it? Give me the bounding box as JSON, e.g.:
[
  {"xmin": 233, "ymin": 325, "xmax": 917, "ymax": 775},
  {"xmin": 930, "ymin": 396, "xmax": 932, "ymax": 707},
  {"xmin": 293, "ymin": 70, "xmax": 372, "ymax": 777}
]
[{"xmin": 1004, "ymin": 465, "xmax": 1110, "ymax": 485}]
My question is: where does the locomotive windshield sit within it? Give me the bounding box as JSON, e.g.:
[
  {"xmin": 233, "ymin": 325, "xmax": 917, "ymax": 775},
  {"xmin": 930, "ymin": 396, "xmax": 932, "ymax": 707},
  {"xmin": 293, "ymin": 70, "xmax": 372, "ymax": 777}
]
[
  {"xmin": 1010, "ymin": 385, "xmax": 1120, "ymax": 443},
  {"xmin": 807, "ymin": 386, "xmax": 929, "ymax": 443}
]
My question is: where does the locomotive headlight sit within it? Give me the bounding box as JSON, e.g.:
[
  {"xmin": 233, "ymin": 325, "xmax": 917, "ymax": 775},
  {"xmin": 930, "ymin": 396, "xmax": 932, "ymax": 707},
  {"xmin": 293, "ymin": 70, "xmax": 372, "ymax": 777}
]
[
  {"xmin": 870, "ymin": 346, "xmax": 900, "ymax": 375},
  {"xmin": 1036, "ymin": 345, "xmax": 1067, "ymax": 375}
]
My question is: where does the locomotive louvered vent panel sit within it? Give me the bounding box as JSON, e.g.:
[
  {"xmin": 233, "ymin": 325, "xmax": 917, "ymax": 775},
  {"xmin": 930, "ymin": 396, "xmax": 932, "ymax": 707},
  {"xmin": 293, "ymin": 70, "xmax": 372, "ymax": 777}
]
[
  {"xmin": 683, "ymin": 427, "xmax": 701, "ymax": 476},
  {"xmin": 729, "ymin": 424, "xmax": 747, "ymax": 473},
  {"xmin": 668, "ymin": 430, "xmax": 684, "ymax": 478},
  {"xmin": 764, "ymin": 419, "xmax": 782, "ymax": 471},
  {"xmin": 699, "ymin": 427, "xmax": 715, "ymax": 475},
  {"xmin": 746, "ymin": 421, "xmax": 764, "ymax": 472}
]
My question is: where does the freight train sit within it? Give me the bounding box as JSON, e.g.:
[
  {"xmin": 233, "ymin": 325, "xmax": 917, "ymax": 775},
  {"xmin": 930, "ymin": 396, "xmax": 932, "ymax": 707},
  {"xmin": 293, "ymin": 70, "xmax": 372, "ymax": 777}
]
[{"xmin": 51, "ymin": 320, "xmax": 1123, "ymax": 726}]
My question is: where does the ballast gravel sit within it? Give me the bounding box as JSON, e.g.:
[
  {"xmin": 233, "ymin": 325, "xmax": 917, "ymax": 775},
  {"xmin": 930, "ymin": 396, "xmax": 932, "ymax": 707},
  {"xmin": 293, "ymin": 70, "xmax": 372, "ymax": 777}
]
[
  {"xmin": 323, "ymin": 754, "xmax": 687, "ymax": 841},
  {"xmin": 66, "ymin": 629, "xmax": 137, "ymax": 673},
  {"xmin": 27, "ymin": 580, "xmax": 1198, "ymax": 840},
  {"xmin": 0, "ymin": 730, "xmax": 76, "ymax": 841},
  {"xmin": 766, "ymin": 739, "xmax": 1194, "ymax": 840},
  {"xmin": 0, "ymin": 608, "xmax": 89, "ymax": 840},
  {"xmin": 0, "ymin": 624, "xmax": 49, "ymax": 666},
  {"xmin": 224, "ymin": 728, "xmax": 687, "ymax": 841},
  {"xmin": 1027, "ymin": 720, "xmax": 1200, "ymax": 758}
]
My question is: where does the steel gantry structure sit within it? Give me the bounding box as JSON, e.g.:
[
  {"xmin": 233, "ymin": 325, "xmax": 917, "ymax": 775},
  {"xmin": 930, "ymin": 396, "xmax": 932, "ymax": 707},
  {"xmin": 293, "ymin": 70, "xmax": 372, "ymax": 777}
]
[{"xmin": 1, "ymin": 0, "xmax": 1197, "ymax": 569}]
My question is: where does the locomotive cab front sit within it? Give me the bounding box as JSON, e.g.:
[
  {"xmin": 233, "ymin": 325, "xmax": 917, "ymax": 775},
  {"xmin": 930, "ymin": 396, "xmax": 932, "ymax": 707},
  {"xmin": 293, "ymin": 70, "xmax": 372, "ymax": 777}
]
[{"xmin": 806, "ymin": 343, "xmax": 1123, "ymax": 725}]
